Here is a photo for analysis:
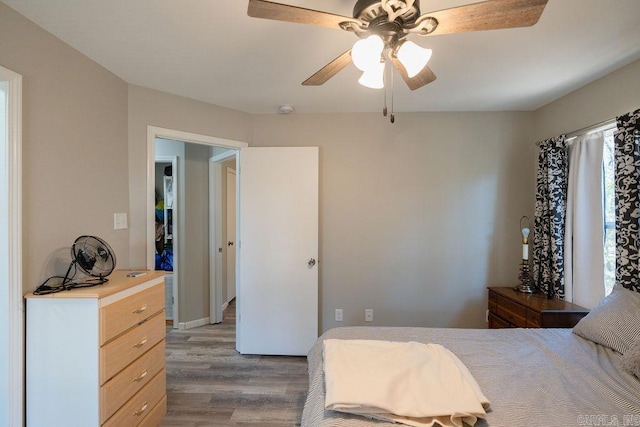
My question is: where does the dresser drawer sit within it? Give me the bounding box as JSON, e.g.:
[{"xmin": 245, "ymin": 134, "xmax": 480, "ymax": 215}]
[
  {"xmin": 100, "ymin": 283, "xmax": 165, "ymax": 345},
  {"xmin": 488, "ymin": 312, "xmax": 510, "ymax": 329},
  {"xmin": 100, "ymin": 312, "xmax": 165, "ymax": 384},
  {"xmin": 495, "ymin": 295, "xmax": 526, "ymax": 327},
  {"xmin": 488, "ymin": 287, "xmax": 590, "ymax": 329},
  {"xmin": 526, "ymin": 309, "xmax": 542, "ymax": 327},
  {"xmin": 488, "ymin": 290, "xmax": 497, "ymax": 314},
  {"xmin": 100, "ymin": 340, "xmax": 166, "ymax": 423},
  {"xmin": 138, "ymin": 395, "xmax": 167, "ymax": 427},
  {"xmin": 103, "ymin": 368, "xmax": 166, "ymax": 427}
]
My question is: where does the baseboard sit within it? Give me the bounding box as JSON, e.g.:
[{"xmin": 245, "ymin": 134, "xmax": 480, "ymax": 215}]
[
  {"xmin": 178, "ymin": 317, "xmax": 210, "ymax": 330},
  {"xmin": 221, "ymin": 301, "xmax": 229, "ymax": 312}
]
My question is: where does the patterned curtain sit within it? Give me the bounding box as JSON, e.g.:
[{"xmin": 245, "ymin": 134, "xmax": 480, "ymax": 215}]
[
  {"xmin": 533, "ymin": 135, "xmax": 569, "ymax": 299},
  {"xmin": 614, "ymin": 108, "xmax": 640, "ymax": 293}
]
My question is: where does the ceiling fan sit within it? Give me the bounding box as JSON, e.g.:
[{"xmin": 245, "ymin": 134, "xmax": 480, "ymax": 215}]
[{"xmin": 248, "ymin": 0, "xmax": 548, "ymax": 91}]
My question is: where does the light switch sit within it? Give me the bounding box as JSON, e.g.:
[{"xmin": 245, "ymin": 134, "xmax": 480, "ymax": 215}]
[{"xmin": 114, "ymin": 213, "xmax": 128, "ymax": 230}]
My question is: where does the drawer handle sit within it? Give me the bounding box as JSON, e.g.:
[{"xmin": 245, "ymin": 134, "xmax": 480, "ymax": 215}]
[
  {"xmin": 134, "ymin": 402, "xmax": 148, "ymax": 417},
  {"xmin": 132, "ymin": 305, "xmax": 148, "ymax": 314},
  {"xmin": 133, "ymin": 338, "xmax": 148, "ymax": 349},
  {"xmin": 133, "ymin": 369, "xmax": 148, "ymax": 383}
]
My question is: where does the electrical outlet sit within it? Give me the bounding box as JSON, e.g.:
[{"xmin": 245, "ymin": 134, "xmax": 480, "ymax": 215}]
[
  {"xmin": 365, "ymin": 309, "xmax": 373, "ymax": 322},
  {"xmin": 335, "ymin": 309, "xmax": 343, "ymax": 322}
]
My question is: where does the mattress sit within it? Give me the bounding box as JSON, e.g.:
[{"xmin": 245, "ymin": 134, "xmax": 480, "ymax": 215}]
[{"xmin": 302, "ymin": 327, "xmax": 640, "ymax": 427}]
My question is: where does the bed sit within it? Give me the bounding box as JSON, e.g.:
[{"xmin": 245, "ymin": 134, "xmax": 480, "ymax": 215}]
[{"xmin": 302, "ymin": 286, "xmax": 640, "ymax": 427}]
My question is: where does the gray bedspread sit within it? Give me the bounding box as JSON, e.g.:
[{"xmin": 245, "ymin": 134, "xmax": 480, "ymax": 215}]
[{"xmin": 302, "ymin": 327, "xmax": 640, "ymax": 427}]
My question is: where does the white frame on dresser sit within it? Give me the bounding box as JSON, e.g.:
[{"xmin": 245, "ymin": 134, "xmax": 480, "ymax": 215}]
[{"xmin": 0, "ymin": 65, "xmax": 23, "ymax": 427}]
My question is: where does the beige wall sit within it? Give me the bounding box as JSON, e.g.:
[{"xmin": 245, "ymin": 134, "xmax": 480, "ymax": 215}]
[
  {"xmin": 130, "ymin": 96, "xmax": 536, "ymax": 329},
  {"xmin": 251, "ymin": 112, "xmax": 535, "ymax": 330},
  {"xmin": 534, "ymin": 59, "xmax": 640, "ymax": 140},
  {"xmin": 128, "ymin": 87, "xmax": 251, "ymax": 323},
  {"xmin": 127, "ymin": 85, "xmax": 252, "ymax": 272},
  {"xmin": 0, "ymin": 2, "xmax": 129, "ymax": 291},
  {"xmin": 6, "ymin": 0, "xmax": 638, "ymax": 331}
]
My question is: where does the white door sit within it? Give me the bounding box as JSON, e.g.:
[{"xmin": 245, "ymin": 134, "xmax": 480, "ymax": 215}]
[
  {"xmin": 238, "ymin": 147, "xmax": 318, "ymax": 356},
  {"xmin": 226, "ymin": 168, "xmax": 236, "ymax": 302}
]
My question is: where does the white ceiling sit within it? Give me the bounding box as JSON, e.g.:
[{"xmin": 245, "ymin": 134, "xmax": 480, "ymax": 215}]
[{"xmin": 3, "ymin": 0, "xmax": 640, "ymax": 114}]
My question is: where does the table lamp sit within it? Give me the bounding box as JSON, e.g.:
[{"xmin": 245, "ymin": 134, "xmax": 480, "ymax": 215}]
[{"xmin": 514, "ymin": 216, "xmax": 534, "ymax": 293}]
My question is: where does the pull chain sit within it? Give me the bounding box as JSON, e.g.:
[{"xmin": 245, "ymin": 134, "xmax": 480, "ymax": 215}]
[
  {"xmin": 383, "ymin": 63, "xmax": 388, "ymax": 117},
  {"xmin": 390, "ymin": 64, "xmax": 395, "ymax": 124},
  {"xmin": 382, "ymin": 60, "xmax": 395, "ymax": 124}
]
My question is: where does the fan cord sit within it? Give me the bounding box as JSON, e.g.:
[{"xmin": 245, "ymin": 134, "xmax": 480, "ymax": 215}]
[
  {"xmin": 33, "ymin": 262, "xmax": 109, "ymax": 295},
  {"xmin": 33, "ymin": 235, "xmax": 115, "ymax": 295}
]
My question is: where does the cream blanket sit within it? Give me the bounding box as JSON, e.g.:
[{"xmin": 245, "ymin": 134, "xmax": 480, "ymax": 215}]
[{"xmin": 323, "ymin": 339, "xmax": 490, "ymax": 427}]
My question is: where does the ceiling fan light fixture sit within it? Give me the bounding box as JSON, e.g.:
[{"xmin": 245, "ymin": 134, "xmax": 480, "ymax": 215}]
[
  {"xmin": 358, "ymin": 61, "xmax": 385, "ymax": 89},
  {"xmin": 396, "ymin": 40, "xmax": 432, "ymax": 78},
  {"xmin": 248, "ymin": 0, "xmax": 549, "ymax": 94},
  {"xmin": 351, "ymin": 34, "xmax": 384, "ymax": 72}
]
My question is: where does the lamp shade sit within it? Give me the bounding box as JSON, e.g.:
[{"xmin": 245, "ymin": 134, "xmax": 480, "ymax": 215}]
[
  {"xmin": 352, "ymin": 35, "xmax": 384, "ymax": 72},
  {"xmin": 358, "ymin": 62, "xmax": 385, "ymax": 89},
  {"xmin": 397, "ymin": 41, "xmax": 432, "ymax": 78}
]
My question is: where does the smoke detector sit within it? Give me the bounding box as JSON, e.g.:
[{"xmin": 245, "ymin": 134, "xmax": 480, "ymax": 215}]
[{"xmin": 278, "ymin": 104, "xmax": 295, "ymax": 114}]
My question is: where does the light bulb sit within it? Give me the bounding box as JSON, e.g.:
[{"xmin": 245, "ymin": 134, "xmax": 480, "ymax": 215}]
[
  {"xmin": 521, "ymin": 227, "xmax": 530, "ymax": 244},
  {"xmin": 352, "ymin": 35, "xmax": 384, "ymax": 72},
  {"xmin": 397, "ymin": 40, "xmax": 432, "ymax": 78},
  {"xmin": 358, "ymin": 62, "xmax": 385, "ymax": 89}
]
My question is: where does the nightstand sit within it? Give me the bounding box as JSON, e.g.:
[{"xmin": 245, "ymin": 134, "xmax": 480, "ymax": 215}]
[{"xmin": 487, "ymin": 286, "xmax": 589, "ymax": 329}]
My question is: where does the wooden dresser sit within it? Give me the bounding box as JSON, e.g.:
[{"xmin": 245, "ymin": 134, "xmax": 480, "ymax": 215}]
[
  {"xmin": 488, "ymin": 286, "xmax": 589, "ymax": 329},
  {"xmin": 26, "ymin": 270, "xmax": 167, "ymax": 427}
]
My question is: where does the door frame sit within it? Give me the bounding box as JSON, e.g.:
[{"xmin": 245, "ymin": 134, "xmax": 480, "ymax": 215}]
[
  {"xmin": 225, "ymin": 167, "xmax": 237, "ymax": 304},
  {"xmin": 146, "ymin": 126, "xmax": 246, "ymax": 327},
  {"xmin": 1, "ymin": 65, "xmax": 23, "ymax": 427},
  {"xmin": 155, "ymin": 155, "xmax": 178, "ymax": 325},
  {"xmin": 209, "ymin": 150, "xmax": 238, "ymax": 324}
]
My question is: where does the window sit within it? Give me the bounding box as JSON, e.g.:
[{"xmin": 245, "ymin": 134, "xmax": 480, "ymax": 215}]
[{"xmin": 602, "ymin": 128, "xmax": 616, "ymax": 295}]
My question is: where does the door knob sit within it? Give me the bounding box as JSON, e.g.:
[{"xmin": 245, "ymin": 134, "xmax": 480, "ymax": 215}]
[{"xmin": 308, "ymin": 258, "xmax": 316, "ymax": 268}]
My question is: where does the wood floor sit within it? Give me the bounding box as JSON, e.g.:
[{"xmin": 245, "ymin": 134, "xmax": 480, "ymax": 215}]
[{"xmin": 160, "ymin": 300, "xmax": 309, "ymax": 426}]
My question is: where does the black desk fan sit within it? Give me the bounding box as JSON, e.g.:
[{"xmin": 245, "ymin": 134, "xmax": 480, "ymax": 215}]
[{"xmin": 34, "ymin": 235, "xmax": 116, "ymax": 295}]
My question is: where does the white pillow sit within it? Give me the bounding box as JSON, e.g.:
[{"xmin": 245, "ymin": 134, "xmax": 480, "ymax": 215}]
[
  {"xmin": 621, "ymin": 338, "xmax": 640, "ymax": 378},
  {"xmin": 572, "ymin": 285, "xmax": 640, "ymax": 354}
]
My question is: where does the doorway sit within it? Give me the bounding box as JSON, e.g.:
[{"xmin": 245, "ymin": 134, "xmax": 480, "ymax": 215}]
[
  {"xmin": 154, "ymin": 155, "xmax": 178, "ymax": 325},
  {"xmin": 146, "ymin": 127, "xmax": 246, "ymax": 331},
  {"xmin": 208, "ymin": 152, "xmax": 238, "ymax": 325},
  {"xmin": 0, "ymin": 65, "xmax": 23, "ymax": 427},
  {"xmin": 226, "ymin": 167, "xmax": 237, "ymax": 304},
  {"xmin": 147, "ymin": 129, "xmax": 320, "ymax": 356}
]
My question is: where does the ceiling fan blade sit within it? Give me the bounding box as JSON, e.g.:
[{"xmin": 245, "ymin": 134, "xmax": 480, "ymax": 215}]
[
  {"xmin": 248, "ymin": 0, "xmax": 363, "ymax": 30},
  {"xmin": 390, "ymin": 56, "xmax": 436, "ymax": 91},
  {"xmin": 425, "ymin": 0, "xmax": 548, "ymax": 36},
  {"xmin": 302, "ymin": 49, "xmax": 353, "ymax": 86}
]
